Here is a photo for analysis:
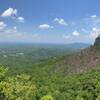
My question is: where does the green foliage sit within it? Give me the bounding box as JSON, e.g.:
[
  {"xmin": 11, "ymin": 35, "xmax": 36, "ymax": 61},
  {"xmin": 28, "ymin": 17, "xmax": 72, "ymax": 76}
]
[
  {"xmin": 40, "ymin": 95, "xmax": 53, "ymax": 100},
  {"xmin": 0, "ymin": 66, "xmax": 8, "ymax": 80},
  {"xmin": 0, "ymin": 67, "xmax": 37, "ymax": 100},
  {"xmin": 0, "ymin": 66, "xmax": 100, "ymax": 100},
  {"xmin": 94, "ymin": 45, "xmax": 100, "ymax": 50}
]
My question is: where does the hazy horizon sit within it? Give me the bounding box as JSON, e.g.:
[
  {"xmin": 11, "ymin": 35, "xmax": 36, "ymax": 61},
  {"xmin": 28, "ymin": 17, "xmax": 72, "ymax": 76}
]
[{"xmin": 0, "ymin": 41, "xmax": 91, "ymax": 45}]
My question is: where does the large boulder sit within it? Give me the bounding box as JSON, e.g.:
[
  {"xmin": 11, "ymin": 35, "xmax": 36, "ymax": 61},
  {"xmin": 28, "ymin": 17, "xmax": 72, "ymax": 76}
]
[{"xmin": 94, "ymin": 35, "xmax": 100, "ymax": 45}]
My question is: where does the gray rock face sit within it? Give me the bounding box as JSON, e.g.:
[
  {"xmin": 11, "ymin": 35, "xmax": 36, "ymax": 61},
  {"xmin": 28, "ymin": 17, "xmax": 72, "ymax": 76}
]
[{"xmin": 94, "ymin": 35, "xmax": 100, "ymax": 45}]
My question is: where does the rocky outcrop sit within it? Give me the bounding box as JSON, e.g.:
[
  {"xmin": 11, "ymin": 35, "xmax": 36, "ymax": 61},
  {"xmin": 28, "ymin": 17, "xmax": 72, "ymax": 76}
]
[
  {"xmin": 56, "ymin": 35, "xmax": 100, "ymax": 74},
  {"xmin": 94, "ymin": 35, "xmax": 100, "ymax": 45}
]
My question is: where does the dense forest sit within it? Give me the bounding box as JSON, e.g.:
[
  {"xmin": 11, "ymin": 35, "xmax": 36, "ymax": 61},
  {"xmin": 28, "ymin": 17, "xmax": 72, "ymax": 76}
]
[
  {"xmin": 0, "ymin": 41, "xmax": 99, "ymax": 100},
  {"xmin": 0, "ymin": 64, "xmax": 100, "ymax": 100}
]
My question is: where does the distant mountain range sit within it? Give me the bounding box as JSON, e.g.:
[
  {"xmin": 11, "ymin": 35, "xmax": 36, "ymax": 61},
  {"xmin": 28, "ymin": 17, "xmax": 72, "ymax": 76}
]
[
  {"xmin": 36, "ymin": 43, "xmax": 90, "ymax": 50},
  {"xmin": 60, "ymin": 43, "xmax": 90, "ymax": 49},
  {"xmin": 0, "ymin": 42, "xmax": 90, "ymax": 50}
]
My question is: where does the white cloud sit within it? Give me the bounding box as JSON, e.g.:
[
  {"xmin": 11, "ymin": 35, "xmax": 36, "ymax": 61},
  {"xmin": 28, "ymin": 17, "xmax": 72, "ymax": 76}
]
[
  {"xmin": 72, "ymin": 30, "xmax": 80, "ymax": 36},
  {"xmin": 0, "ymin": 26, "xmax": 39, "ymax": 42},
  {"xmin": 17, "ymin": 17, "xmax": 24, "ymax": 23},
  {"xmin": 89, "ymin": 15, "xmax": 100, "ymax": 25},
  {"xmin": 54, "ymin": 18, "xmax": 68, "ymax": 26},
  {"xmin": 1, "ymin": 8, "xmax": 17, "ymax": 17},
  {"xmin": 90, "ymin": 27, "xmax": 100, "ymax": 39},
  {"xmin": 39, "ymin": 24, "xmax": 53, "ymax": 29},
  {"xmin": 1, "ymin": 8, "xmax": 25, "ymax": 23},
  {"xmin": 13, "ymin": 26, "xmax": 17, "ymax": 30},
  {"xmin": 0, "ymin": 21, "xmax": 7, "ymax": 30},
  {"xmin": 91, "ymin": 15, "xmax": 97, "ymax": 19}
]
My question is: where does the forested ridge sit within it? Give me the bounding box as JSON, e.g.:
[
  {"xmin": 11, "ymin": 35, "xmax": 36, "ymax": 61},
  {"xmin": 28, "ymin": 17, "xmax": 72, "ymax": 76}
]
[{"xmin": 0, "ymin": 37, "xmax": 100, "ymax": 100}]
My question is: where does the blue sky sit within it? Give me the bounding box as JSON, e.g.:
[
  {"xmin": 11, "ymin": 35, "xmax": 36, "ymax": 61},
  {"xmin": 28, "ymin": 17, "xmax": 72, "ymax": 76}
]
[{"xmin": 0, "ymin": 0, "xmax": 100, "ymax": 44}]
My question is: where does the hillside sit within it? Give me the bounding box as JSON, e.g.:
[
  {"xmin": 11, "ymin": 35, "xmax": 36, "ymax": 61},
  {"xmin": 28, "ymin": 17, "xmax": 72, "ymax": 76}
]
[
  {"xmin": 0, "ymin": 37, "xmax": 100, "ymax": 100},
  {"xmin": 55, "ymin": 36, "xmax": 100, "ymax": 74},
  {"xmin": 0, "ymin": 42, "xmax": 89, "ymax": 70}
]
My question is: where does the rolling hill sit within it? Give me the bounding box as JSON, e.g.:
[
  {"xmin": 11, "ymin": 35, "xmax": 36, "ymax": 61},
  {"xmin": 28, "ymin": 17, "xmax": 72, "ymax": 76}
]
[{"xmin": 0, "ymin": 37, "xmax": 100, "ymax": 100}]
